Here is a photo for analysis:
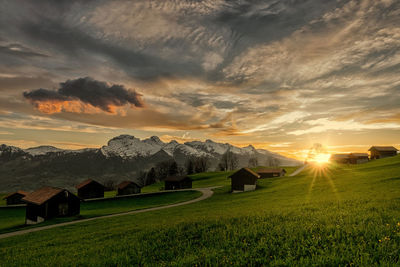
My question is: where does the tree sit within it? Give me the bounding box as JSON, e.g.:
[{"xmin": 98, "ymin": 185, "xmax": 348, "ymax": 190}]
[
  {"xmin": 186, "ymin": 159, "xmax": 194, "ymax": 175},
  {"xmin": 146, "ymin": 167, "xmax": 156, "ymax": 185},
  {"xmin": 103, "ymin": 180, "xmax": 116, "ymax": 191},
  {"xmin": 248, "ymin": 157, "xmax": 258, "ymax": 168},
  {"xmin": 219, "ymin": 151, "xmax": 238, "ymax": 171},
  {"xmin": 195, "ymin": 156, "xmax": 209, "ymax": 173},
  {"xmin": 168, "ymin": 161, "xmax": 178, "ymax": 176}
]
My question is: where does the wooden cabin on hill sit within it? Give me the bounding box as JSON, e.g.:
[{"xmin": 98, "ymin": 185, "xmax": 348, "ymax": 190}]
[
  {"xmin": 3, "ymin": 190, "xmax": 29, "ymax": 205},
  {"xmin": 257, "ymin": 168, "xmax": 286, "ymax": 178},
  {"xmin": 164, "ymin": 176, "xmax": 192, "ymax": 190},
  {"xmin": 22, "ymin": 187, "xmax": 80, "ymax": 225},
  {"xmin": 229, "ymin": 168, "xmax": 260, "ymax": 192},
  {"xmin": 368, "ymin": 146, "xmax": 398, "ymax": 159},
  {"xmin": 76, "ymin": 179, "xmax": 104, "ymax": 199},
  {"xmin": 117, "ymin": 181, "xmax": 141, "ymax": 195},
  {"xmin": 330, "ymin": 154, "xmax": 350, "ymax": 164},
  {"xmin": 348, "ymin": 153, "xmax": 369, "ymax": 164}
]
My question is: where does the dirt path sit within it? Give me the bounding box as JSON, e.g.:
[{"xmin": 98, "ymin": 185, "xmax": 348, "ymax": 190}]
[
  {"xmin": 0, "ymin": 187, "xmax": 217, "ymax": 240},
  {"xmin": 290, "ymin": 165, "xmax": 307, "ymax": 176}
]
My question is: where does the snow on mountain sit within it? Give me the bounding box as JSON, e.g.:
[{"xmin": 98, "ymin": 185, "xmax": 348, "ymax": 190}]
[
  {"xmin": 101, "ymin": 135, "xmax": 164, "ymax": 158},
  {"xmin": 0, "ymin": 144, "xmax": 25, "ymax": 155},
  {"xmin": 24, "ymin": 146, "xmax": 64, "ymax": 156},
  {"xmin": 185, "ymin": 139, "xmax": 230, "ymax": 155},
  {"xmin": 161, "ymin": 140, "xmax": 179, "ymax": 156},
  {"xmin": 143, "ymin": 136, "xmax": 164, "ymax": 146}
]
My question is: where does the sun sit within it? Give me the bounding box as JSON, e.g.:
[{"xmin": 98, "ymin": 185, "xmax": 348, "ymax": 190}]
[{"xmin": 313, "ymin": 153, "xmax": 331, "ymax": 164}]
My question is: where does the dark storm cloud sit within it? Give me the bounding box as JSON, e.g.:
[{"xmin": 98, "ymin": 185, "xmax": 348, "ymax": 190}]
[{"xmin": 23, "ymin": 77, "xmax": 144, "ymax": 112}]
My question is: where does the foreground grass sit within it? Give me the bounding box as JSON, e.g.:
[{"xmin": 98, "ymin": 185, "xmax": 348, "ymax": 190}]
[
  {"xmin": 0, "ymin": 191, "xmax": 201, "ymax": 234},
  {"xmin": 1, "ymin": 158, "xmax": 400, "ymax": 265}
]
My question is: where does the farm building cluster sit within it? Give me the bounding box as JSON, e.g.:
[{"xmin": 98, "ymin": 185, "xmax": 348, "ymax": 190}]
[
  {"xmin": 330, "ymin": 146, "xmax": 398, "ymax": 164},
  {"xmin": 2, "ymin": 175, "xmax": 193, "ymax": 225}
]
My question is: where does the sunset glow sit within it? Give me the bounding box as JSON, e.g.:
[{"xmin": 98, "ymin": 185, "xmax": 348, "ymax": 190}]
[{"xmin": 0, "ymin": 1, "xmax": 399, "ymax": 157}]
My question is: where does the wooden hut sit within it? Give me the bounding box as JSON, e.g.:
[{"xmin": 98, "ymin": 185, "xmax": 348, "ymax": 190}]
[
  {"xmin": 257, "ymin": 168, "xmax": 286, "ymax": 178},
  {"xmin": 229, "ymin": 168, "xmax": 260, "ymax": 192},
  {"xmin": 75, "ymin": 179, "xmax": 105, "ymax": 199},
  {"xmin": 349, "ymin": 153, "xmax": 369, "ymax": 164},
  {"xmin": 3, "ymin": 190, "xmax": 29, "ymax": 205},
  {"xmin": 117, "ymin": 181, "xmax": 141, "ymax": 196},
  {"xmin": 22, "ymin": 187, "xmax": 80, "ymax": 225},
  {"xmin": 330, "ymin": 154, "xmax": 350, "ymax": 164},
  {"xmin": 164, "ymin": 176, "xmax": 192, "ymax": 190},
  {"xmin": 368, "ymin": 146, "xmax": 398, "ymax": 159}
]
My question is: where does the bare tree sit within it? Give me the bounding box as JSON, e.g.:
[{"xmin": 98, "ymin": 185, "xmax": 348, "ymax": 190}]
[
  {"xmin": 146, "ymin": 167, "xmax": 156, "ymax": 185},
  {"xmin": 248, "ymin": 157, "xmax": 258, "ymax": 168},
  {"xmin": 195, "ymin": 156, "xmax": 209, "ymax": 173},
  {"xmin": 186, "ymin": 158, "xmax": 194, "ymax": 175},
  {"xmin": 219, "ymin": 151, "xmax": 238, "ymax": 171}
]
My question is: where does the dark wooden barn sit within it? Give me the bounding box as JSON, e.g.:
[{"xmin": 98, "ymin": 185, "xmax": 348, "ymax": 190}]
[
  {"xmin": 3, "ymin": 190, "xmax": 29, "ymax": 205},
  {"xmin": 22, "ymin": 187, "xmax": 80, "ymax": 225},
  {"xmin": 117, "ymin": 181, "xmax": 141, "ymax": 195},
  {"xmin": 257, "ymin": 168, "xmax": 287, "ymax": 178},
  {"xmin": 349, "ymin": 153, "xmax": 369, "ymax": 164},
  {"xmin": 369, "ymin": 146, "xmax": 398, "ymax": 159},
  {"xmin": 330, "ymin": 154, "xmax": 350, "ymax": 164},
  {"xmin": 229, "ymin": 168, "xmax": 260, "ymax": 192},
  {"xmin": 164, "ymin": 176, "xmax": 192, "ymax": 190},
  {"xmin": 75, "ymin": 179, "xmax": 105, "ymax": 199}
]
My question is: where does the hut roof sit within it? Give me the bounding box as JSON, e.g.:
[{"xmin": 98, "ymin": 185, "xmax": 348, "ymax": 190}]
[
  {"xmin": 229, "ymin": 167, "xmax": 260, "ymax": 179},
  {"xmin": 368, "ymin": 146, "xmax": 398, "ymax": 152},
  {"xmin": 3, "ymin": 190, "xmax": 29, "ymax": 200},
  {"xmin": 164, "ymin": 176, "xmax": 191, "ymax": 182},
  {"xmin": 118, "ymin": 181, "xmax": 139, "ymax": 190},
  {"xmin": 22, "ymin": 187, "xmax": 64, "ymax": 205},
  {"xmin": 330, "ymin": 154, "xmax": 350, "ymax": 159},
  {"xmin": 75, "ymin": 179, "xmax": 103, "ymax": 189},
  {"xmin": 257, "ymin": 168, "xmax": 286, "ymax": 174},
  {"xmin": 349, "ymin": 153, "xmax": 369, "ymax": 157}
]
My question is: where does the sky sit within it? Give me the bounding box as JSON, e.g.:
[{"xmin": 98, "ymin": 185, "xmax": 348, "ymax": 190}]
[{"xmin": 0, "ymin": 0, "xmax": 399, "ymax": 160}]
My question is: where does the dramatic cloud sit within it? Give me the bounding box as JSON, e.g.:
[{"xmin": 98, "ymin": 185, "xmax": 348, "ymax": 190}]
[
  {"xmin": 0, "ymin": 0, "xmax": 399, "ymax": 158},
  {"xmin": 23, "ymin": 77, "xmax": 144, "ymax": 114}
]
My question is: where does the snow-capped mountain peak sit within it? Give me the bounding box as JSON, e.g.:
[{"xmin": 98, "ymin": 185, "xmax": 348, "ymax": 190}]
[{"xmin": 24, "ymin": 146, "xmax": 64, "ymax": 156}]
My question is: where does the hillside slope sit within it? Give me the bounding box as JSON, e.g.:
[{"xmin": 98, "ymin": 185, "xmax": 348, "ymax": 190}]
[{"xmin": 0, "ymin": 156, "xmax": 399, "ymax": 265}]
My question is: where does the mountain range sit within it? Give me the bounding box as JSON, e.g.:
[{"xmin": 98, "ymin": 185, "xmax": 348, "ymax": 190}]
[{"xmin": 0, "ymin": 135, "xmax": 301, "ymax": 192}]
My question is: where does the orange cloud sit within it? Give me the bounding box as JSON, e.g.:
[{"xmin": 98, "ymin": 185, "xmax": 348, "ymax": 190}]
[{"xmin": 32, "ymin": 100, "xmax": 129, "ymax": 115}]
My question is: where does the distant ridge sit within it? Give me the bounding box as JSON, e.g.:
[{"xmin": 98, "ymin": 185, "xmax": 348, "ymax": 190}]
[{"xmin": 0, "ymin": 135, "xmax": 301, "ymax": 192}]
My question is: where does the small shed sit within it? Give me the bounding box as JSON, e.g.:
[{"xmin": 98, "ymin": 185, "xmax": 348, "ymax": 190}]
[
  {"xmin": 76, "ymin": 179, "xmax": 105, "ymax": 199},
  {"xmin": 3, "ymin": 190, "xmax": 29, "ymax": 205},
  {"xmin": 330, "ymin": 154, "xmax": 350, "ymax": 164},
  {"xmin": 22, "ymin": 187, "xmax": 80, "ymax": 225},
  {"xmin": 229, "ymin": 168, "xmax": 260, "ymax": 192},
  {"xmin": 349, "ymin": 153, "xmax": 369, "ymax": 164},
  {"xmin": 117, "ymin": 181, "xmax": 141, "ymax": 195},
  {"xmin": 257, "ymin": 168, "xmax": 286, "ymax": 178},
  {"xmin": 368, "ymin": 146, "xmax": 398, "ymax": 159},
  {"xmin": 164, "ymin": 176, "xmax": 192, "ymax": 190}
]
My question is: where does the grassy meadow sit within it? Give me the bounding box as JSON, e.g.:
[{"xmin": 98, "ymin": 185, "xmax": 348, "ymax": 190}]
[
  {"xmin": 1, "ymin": 157, "xmax": 400, "ymax": 265},
  {"xmin": 0, "ymin": 191, "xmax": 201, "ymax": 234}
]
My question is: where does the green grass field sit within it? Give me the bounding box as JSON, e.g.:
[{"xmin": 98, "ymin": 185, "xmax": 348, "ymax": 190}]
[
  {"xmin": 0, "ymin": 191, "xmax": 201, "ymax": 234},
  {"xmin": 1, "ymin": 158, "xmax": 400, "ymax": 266}
]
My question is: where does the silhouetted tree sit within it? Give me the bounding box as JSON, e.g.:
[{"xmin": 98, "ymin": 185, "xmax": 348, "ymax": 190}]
[
  {"xmin": 168, "ymin": 161, "xmax": 178, "ymax": 176},
  {"xmin": 219, "ymin": 151, "xmax": 238, "ymax": 171},
  {"xmin": 146, "ymin": 167, "xmax": 156, "ymax": 185},
  {"xmin": 186, "ymin": 159, "xmax": 194, "ymax": 175},
  {"xmin": 248, "ymin": 157, "xmax": 258, "ymax": 167}
]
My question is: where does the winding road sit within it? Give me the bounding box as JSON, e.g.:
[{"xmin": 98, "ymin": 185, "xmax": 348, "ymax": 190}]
[
  {"xmin": 290, "ymin": 165, "xmax": 307, "ymax": 176},
  {"xmin": 0, "ymin": 187, "xmax": 217, "ymax": 240}
]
